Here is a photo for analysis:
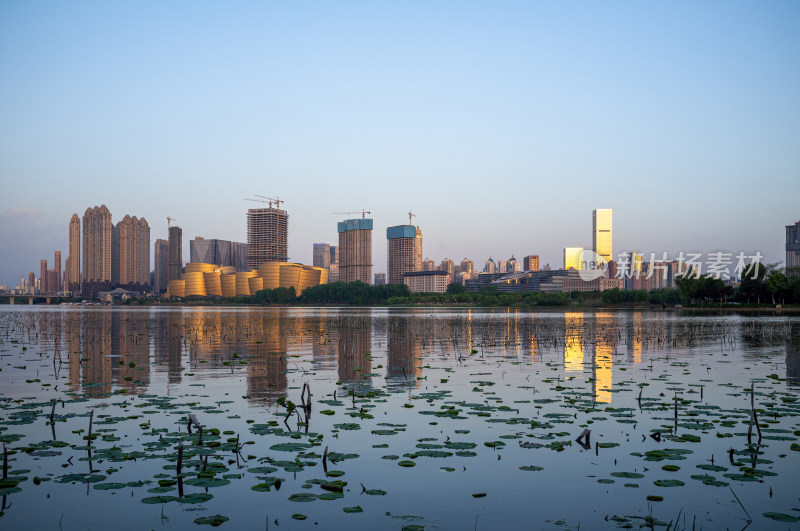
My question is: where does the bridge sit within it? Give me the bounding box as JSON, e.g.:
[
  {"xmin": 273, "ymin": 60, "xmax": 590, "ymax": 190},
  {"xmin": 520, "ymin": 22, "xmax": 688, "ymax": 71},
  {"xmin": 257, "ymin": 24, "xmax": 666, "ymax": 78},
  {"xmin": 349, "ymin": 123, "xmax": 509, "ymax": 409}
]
[{"xmin": 0, "ymin": 294, "xmax": 67, "ymax": 305}]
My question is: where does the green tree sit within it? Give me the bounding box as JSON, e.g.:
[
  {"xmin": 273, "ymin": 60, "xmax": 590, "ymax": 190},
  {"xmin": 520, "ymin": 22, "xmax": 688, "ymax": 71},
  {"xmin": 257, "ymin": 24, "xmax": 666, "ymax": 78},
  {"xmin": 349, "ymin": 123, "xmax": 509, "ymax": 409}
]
[{"xmin": 446, "ymin": 282, "xmax": 466, "ymax": 294}]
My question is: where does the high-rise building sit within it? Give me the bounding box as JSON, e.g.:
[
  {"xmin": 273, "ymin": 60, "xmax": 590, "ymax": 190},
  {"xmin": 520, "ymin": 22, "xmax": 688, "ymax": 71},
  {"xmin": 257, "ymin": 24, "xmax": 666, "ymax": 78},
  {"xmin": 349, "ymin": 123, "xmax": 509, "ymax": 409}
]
[
  {"xmin": 40, "ymin": 259, "xmax": 47, "ymax": 295},
  {"xmin": 190, "ymin": 237, "xmax": 247, "ymax": 269},
  {"xmin": 54, "ymin": 251, "xmax": 62, "ymax": 292},
  {"xmin": 497, "ymin": 259, "xmax": 508, "ymax": 273},
  {"xmin": 564, "ymin": 247, "xmax": 584, "ymax": 270},
  {"xmin": 787, "ymin": 221, "xmax": 800, "ymax": 274},
  {"xmin": 154, "ymin": 239, "xmax": 168, "ymax": 294},
  {"xmin": 232, "ymin": 242, "xmax": 248, "ymax": 271},
  {"xmin": 64, "ymin": 257, "xmax": 70, "ymax": 293},
  {"xmin": 247, "ymin": 206, "xmax": 289, "ymax": 269},
  {"xmin": 422, "ymin": 258, "xmax": 436, "ymax": 272},
  {"xmin": 28, "ymin": 272, "xmax": 35, "ymax": 292},
  {"xmin": 593, "ymin": 209, "xmax": 613, "ymax": 263},
  {"xmin": 112, "ymin": 215, "xmax": 150, "ymax": 291},
  {"xmin": 47, "ymin": 269, "xmax": 58, "ymax": 295},
  {"xmin": 439, "ymin": 258, "xmax": 455, "ymax": 277},
  {"xmin": 82, "ymin": 205, "xmax": 113, "ymax": 297},
  {"xmin": 168, "ymin": 226, "xmax": 183, "ymax": 281},
  {"xmin": 506, "ymin": 256, "xmax": 520, "ymax": 273},
  {"xmin": 68, "ymin": 214, "xmax": 81, "ymax": 292},
  {"xmin": 387, "ymin": 225, "xmax": 422, "ymax": 285},
  {"xmin": 329, "ymin": 246, "xmax": 339, "ymax": 283},
  {"xmin": 374, "ymin": 272, "xmax": 386, "ymax": 285},
  {"xmin": 460, "ymin": 258, "xmax": 474, "ymax": 276},
  {"xmin": 313, "ymin": 243, "xmax": 331, "ymax": 269},
  {"xmin": 338, "ymin": 218, "xmax": 373, "ymax": 283},
  {"xmin": 523, "ymin": 255, "xmax": 540, "ymax": 272},
  {"xmin": 484, "ymin": 258, "xmax": 496, "ymax": 274}
]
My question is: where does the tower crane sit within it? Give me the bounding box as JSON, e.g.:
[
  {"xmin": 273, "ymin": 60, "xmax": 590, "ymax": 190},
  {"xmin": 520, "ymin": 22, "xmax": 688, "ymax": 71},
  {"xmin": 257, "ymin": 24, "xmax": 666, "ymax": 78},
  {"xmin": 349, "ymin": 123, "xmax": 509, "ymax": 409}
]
[
  {"xmin": 408, "ymin": 210, "xmax": 416, "ymax": 225},
  {"xmin": 167, "ymin": 216, "xmax": 175, "ymax": 228},
  {"xmin": 332, "ymin": 209, "xmax": 371, "ymax": 219},
  {"xmin": 244, "ymin": 195, "xmax": 284, "ymax": 209}
]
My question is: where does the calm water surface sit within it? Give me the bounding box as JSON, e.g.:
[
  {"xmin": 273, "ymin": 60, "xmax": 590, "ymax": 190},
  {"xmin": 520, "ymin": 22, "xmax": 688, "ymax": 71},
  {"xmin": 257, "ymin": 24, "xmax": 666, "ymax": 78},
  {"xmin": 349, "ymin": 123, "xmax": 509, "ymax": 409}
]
[{"xmin": 0, "ymin": 306, "xmax": 799, "ymax": 530}]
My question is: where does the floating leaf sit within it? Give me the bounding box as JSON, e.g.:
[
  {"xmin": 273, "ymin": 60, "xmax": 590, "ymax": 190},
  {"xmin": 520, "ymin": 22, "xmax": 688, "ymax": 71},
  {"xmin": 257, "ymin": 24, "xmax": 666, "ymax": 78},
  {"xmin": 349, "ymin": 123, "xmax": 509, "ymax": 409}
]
[
  {"xmin": 193, "ymin": 514, "xmax": 229, "ymax": 526},
  {"xmin": 653, "ymin": 479, "xmax": 684, "ymax": 487}
]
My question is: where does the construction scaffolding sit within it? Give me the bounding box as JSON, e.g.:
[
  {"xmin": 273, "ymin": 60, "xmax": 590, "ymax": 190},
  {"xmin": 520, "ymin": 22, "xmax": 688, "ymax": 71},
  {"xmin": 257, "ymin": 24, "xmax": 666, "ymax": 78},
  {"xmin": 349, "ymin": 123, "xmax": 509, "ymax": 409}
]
[{"xmin": 247, "ymin": 207, "xmax": 289, "ymax": 269}]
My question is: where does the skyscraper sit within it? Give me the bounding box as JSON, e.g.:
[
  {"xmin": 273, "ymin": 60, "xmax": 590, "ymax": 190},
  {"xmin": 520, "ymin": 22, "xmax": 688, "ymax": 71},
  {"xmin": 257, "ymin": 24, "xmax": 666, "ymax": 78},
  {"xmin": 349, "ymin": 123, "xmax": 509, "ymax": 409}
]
[
  {"xmin": 168, "ymin": 226, "xmax": 183, "ymax": 281},
  {"xmin": 247, "ymin": 206, "xmax": 289, "ymax": 269},
  {"xmin": 40, "ymin": 259, "xmax": 47, "ymax": 294},
  {"xmin": 54, "ymin": 251, "xmax": 62, "ymax": 292},
  {"xmin": 484, "ymin": 258, "xmax": 496, "ymax": 274},
  {"xmin": 329, "ymin": 246, "xmax": 339, "ymax": 283},
  {"xmin": 190, "ymin": 237, "xmax": 246, "ymax": 268},
  {"xmin": 338, "ymin": 217, "xmax": 372, "ymax": 283},
  {"xmin": 313, "ymin": 243, "xmax": 331, "ymax": 269},
  {"xmin": 154, "ymin": 239, "xmax": 168, "ymax": 294},
  {"xmin": 564, "ymin": 247, "xmax": 584, "ymax": 270},
  {"xmin": 439, "ymin": 258, "xmax": 455, "ymax": 278},
  {"xmin": 523, "ymin": 255, "xmax": 540, "ymax": 272},
  {"xmin": 232, "ymin": 242, "xmax": 248, "ymax": 271},
  {"xmin": 787, "ymin": 221, "xmax": 800, "ymax": 274},
  {"xmin": 68, "ymin": 214, "xmax": 81, "ymax": 293},
  {"xmin": 593, "ymin": 209, "xmax": 613, "ymax": 262},
  {"xmin": 113, "ymin": 215, "xmax": 150, "ymax": 291},
  {"xmin": 82, "ymin": 205, "xmax": 112, "ymax": 297},
  {"xmin": 387, "ymin": 224, "xmax": 422, "ymax": 285},
  {"xmin": 460, "ymin": 258, "xmax": 474, "ymax": 276}
]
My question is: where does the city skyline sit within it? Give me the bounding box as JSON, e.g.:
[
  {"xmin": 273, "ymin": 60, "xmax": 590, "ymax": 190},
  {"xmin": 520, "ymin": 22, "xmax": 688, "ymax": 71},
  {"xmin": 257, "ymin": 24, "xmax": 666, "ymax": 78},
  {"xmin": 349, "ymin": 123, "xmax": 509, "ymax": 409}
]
[{"xmin": 1, "ymin": 2, "xmax": 798, "ymax": 286}]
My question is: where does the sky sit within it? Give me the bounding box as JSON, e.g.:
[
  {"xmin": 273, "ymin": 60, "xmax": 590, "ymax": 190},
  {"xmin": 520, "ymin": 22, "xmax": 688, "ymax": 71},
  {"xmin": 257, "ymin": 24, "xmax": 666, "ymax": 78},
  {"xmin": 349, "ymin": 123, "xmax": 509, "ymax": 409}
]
[{"xmin": 1, "ymin": 1, "xmax": 798, "ymax": 286}]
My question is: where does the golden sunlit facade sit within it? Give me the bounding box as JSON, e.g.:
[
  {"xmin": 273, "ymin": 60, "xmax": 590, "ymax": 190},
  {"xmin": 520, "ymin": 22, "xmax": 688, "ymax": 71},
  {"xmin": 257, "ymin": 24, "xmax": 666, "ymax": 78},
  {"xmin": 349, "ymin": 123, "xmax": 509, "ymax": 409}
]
[
  {"xmin": 166, "ymin": 261, "xmax": 328, "ymax": 298},
  {"xmin": 563, "ymin": 247, "xmax": 584, "ymax": 270},
  {"xmin": 592, "ymin": 208, "xmax": 613, "ymax": 263}
]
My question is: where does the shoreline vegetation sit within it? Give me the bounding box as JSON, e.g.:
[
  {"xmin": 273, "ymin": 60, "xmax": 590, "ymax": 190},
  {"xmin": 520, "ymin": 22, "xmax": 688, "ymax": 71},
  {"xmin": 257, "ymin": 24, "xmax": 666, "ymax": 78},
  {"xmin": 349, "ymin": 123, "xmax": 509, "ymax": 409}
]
[{"xmin": 5, "ymin": 264, "xmax": 800, "ymax": 310}]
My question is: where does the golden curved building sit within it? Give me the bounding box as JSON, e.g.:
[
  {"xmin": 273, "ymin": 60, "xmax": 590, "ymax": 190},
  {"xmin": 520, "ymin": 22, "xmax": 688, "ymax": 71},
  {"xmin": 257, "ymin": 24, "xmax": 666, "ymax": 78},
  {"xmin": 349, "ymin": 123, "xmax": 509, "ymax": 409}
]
[
  {"xmin": 166, "ymin": 261, "xmax": 328, "ymax": 299},
  {"xmin": 248, "ymin": 276, "xmax": 264, "ymax": 294},
  {"xmin": 204, "ymin": 271, "xmax": 222, "ymax": 296},
  {"xmin": 185, "ymin": 262, "xmax": 218, "ymax": 274},
  {"xmin": 279, "ymin": 263, "xmax": 302, "ymax": 288},
  {"xmin": 236, "ymin": 271, "xmax": 258, "ymax": 296},
  {"xmin": 183, "ymin": 272, "xmax": 207, "ymax": 296},
  {"xmin": 220, "ymin": 274, "xmax": 237, "ymax": 297},
  {"xmin": 258, "ymin": 262, "xmax": 282, "ymax": 289},
  {"xmin": 166, "ymin": 279, "xmax": 185, "ymax": 298}
]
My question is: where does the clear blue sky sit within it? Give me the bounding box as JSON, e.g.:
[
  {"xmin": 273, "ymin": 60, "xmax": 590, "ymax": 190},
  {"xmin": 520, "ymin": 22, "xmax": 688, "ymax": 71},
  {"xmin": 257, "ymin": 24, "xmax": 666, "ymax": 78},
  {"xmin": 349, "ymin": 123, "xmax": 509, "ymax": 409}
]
[{"xmin": 1, "ymin": 1, "xmax": 798, "ymax": 286}]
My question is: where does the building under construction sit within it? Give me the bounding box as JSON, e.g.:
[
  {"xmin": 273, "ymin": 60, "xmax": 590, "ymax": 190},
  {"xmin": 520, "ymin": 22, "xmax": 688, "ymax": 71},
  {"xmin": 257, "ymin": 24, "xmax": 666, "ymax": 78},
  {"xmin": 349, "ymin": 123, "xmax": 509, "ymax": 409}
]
[
  {"xmin": 387, "ymin": 224, "xmax": 422, "ymax": 285},
  {"xmin": 247, "ymin": 206, "xmax": 289, "ymax": 269},
  {"xmin": 338, "ymin": 218, "xmax": 372, "ymax": 284}
]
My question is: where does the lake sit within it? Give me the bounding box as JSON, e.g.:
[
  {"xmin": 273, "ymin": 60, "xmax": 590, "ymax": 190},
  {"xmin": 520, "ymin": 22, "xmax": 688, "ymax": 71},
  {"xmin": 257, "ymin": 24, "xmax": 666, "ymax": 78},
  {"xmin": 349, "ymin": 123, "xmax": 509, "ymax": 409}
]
[{"xmin": 0, "ymin": 306, "xmax": 798, "ymax": 529}]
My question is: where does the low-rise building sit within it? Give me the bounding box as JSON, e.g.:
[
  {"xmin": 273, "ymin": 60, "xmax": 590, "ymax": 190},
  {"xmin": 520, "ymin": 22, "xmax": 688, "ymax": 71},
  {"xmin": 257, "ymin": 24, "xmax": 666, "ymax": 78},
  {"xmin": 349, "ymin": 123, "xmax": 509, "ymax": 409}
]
[{"xmin": 403, "ymin": 270, "xmax": 449, "ymax": 293}]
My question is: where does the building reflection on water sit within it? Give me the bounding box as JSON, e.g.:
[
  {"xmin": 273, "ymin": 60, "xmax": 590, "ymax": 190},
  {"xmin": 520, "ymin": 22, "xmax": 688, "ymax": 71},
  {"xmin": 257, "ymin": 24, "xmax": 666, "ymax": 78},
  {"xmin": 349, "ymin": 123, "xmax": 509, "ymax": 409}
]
[
  {"xmin": 17, "ymin": 308, "xmax": 800, "ymax": 407},
  {"xmin": 592, "ymin": 312, "xmax": 614, "ymax": 404},
  {"xmin": 337, "ymin": 316, "xmax": 372, "ymax": 391},
  {"xmin": 386, "ymin": 316, "xmax": 422, "ymax": 388},
  {"xmin": 787, "ymin": 336, "xmax": 800, "ymax": 387},
  {"xmin": 564, "ymin": 312, "xmax": 584, "ymax": 373}
]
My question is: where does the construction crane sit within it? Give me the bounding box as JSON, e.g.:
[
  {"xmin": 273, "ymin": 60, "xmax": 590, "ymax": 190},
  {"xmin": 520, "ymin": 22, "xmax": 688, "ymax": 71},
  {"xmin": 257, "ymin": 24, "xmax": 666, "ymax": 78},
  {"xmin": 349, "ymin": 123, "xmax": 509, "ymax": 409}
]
[
  {"xmin": 244, "ymin": 195, "xmax": 284, "ymax": 209},
  {"xmin": 408, "ymin": 210, "xmax": 416, "ymax": 225},
  {"xmin": 332, "ymin": 209, "xmax": 371, "ymax": 219},
  {"xmin": 167, "ymin": 216, "xmax": 175, "ymax": 228}
]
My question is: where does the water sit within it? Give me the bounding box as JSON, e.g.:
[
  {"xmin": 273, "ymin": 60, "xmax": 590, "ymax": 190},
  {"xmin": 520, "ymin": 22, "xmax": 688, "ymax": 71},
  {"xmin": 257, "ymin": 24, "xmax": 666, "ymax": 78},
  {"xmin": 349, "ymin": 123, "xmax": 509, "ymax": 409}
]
[{"xmin": 0, "ymin": 306, "xmax": 798, "ymax": 529}]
